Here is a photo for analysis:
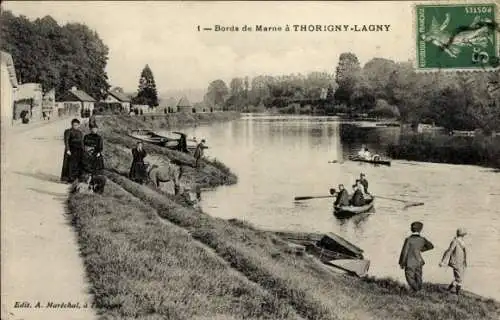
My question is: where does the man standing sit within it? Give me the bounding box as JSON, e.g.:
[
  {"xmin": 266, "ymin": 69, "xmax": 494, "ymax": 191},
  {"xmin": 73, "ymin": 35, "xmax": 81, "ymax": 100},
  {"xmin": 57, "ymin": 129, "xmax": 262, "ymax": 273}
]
[
  {"xmin": 359, "ymin": 173, "xmax": 369, "ymax": 194},
  {"xmin": 194, "ymin": 139, "xmax": 205, "ymax": 168},
  {"xmin": 398, "ymin": 221, "xmax": 434, "ymax": 292}
]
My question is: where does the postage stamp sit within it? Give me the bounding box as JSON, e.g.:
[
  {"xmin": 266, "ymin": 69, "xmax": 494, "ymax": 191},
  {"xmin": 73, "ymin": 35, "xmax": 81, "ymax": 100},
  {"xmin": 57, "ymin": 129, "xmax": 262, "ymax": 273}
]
[{"xmin": 415, "ymin": 3, "xmax": 498, "ymax": 70}]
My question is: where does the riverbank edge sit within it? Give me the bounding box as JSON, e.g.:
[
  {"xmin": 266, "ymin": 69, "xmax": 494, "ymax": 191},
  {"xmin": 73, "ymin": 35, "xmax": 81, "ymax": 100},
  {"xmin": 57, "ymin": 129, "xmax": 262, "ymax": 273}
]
[
  {"xmin": 387, "ymin": 133, "xmax": 500, "ymax": 169},
  {"xmin": 67, "ymin": 113, "xmax": 500, "ymax": 320}
]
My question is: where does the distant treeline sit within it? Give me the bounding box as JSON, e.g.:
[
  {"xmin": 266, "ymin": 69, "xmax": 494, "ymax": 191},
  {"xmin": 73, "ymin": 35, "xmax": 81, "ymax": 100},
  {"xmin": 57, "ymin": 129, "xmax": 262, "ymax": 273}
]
[
  {"xmin": 1, "ymin": 10, "xmax": 110, "ymax": 100},
  {"xmin": 207, "ymin": 53, "xmax": 500, "ymax": 133}
]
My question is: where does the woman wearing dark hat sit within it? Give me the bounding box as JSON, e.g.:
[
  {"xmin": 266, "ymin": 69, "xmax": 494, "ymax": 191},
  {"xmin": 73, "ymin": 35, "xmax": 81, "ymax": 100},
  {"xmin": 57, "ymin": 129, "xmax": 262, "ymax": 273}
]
[
  {"xmin": 82, "ymin": 123, "xmax": 104, "ymax": 175},
  {"xmin": 61, "ymin": 118, "xmax": 84, "ymax": 183}
]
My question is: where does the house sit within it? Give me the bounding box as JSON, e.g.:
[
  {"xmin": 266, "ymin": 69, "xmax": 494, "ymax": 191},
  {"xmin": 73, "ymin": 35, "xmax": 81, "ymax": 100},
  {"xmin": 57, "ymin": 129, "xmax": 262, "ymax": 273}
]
[
  {"xmin": 14, "ymin": 83, "xmax": 43, "ymax": 122},
  {"xmin": 176, "ymin": 96, "xmax": 194, "ymax": 113},
  {"xmin": 58, "ymin": 86, "xmax": 96, "ymax": 117},
  {"xmin": 105, "ymin": 89, "xmax": 131, "ymax": 112},
  {"xmin": 1, "ymin": 51, "xmax": 18, "ymax": 126}
]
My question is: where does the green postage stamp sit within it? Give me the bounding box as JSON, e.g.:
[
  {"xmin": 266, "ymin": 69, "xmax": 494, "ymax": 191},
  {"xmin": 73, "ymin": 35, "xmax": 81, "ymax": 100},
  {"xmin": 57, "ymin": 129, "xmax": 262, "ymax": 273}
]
[{"xmin": 416, "ymin": 3, "xmax": 498, "ymax": 70}]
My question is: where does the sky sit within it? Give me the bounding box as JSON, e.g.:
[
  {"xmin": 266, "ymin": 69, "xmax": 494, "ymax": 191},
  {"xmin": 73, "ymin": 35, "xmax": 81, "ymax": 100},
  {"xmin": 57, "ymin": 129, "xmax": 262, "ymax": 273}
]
[{"xmin": 3, "ymin": 1, "xmax": 417, "ymax": 95}]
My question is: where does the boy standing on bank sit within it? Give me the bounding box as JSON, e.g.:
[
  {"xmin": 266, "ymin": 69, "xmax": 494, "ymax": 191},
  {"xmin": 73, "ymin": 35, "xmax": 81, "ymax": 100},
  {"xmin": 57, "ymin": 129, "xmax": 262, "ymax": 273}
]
[
  {"xmin": 440, "ymin": 228, "xmax": 468, "ymax": 295},
  {"xmin": 399, "ymin": 221, "xmax": 435, "ymax": 291}
]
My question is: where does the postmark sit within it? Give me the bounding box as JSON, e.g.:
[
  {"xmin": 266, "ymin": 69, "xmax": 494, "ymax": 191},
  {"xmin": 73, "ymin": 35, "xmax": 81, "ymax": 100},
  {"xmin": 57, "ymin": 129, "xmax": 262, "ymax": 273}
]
[{"xmin": 415, "ymin": 3, "xmax": 498, "ymax": 70}]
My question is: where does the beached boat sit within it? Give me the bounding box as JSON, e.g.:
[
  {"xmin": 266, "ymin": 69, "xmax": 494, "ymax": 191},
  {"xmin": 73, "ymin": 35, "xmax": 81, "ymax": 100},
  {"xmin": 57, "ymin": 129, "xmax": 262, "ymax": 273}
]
[
  {"xmin": 334, "ymin": 197, "xmax": 375, "ymax": 219},
  {"xmin": 276, "ymin": 231, "xmax": 369, "ymax": 276},
  {"xmin": 128, "ymin": 129, "xmax": 169, "ymax": 146},
  {"xmin": 348, "ymin": 155, "xmax": 391, "ymax": 166}
]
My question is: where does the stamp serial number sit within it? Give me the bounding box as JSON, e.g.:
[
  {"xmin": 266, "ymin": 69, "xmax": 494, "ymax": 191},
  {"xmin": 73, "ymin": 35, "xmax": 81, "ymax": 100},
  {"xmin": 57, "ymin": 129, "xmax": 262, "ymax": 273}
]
[{"xmin": 465, "ymin": 7, "xmax": 493, "ymax": 14}]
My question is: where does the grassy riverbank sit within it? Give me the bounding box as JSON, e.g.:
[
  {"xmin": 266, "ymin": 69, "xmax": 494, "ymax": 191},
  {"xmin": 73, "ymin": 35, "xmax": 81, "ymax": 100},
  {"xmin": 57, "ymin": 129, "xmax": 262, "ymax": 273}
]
[
  {"xmin": 68, "ymin": 113, "xmax": 500, "ymax": 320},
  {"xmin": 387, "ymin": 133, "xmax": 500, "ymax": 169}
]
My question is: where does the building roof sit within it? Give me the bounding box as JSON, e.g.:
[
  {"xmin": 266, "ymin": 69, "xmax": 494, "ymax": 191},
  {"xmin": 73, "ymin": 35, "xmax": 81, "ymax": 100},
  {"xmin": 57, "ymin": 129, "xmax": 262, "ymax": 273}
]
[
  {"xmin": 176, "ymin": 96, "xmax": 192, "ymax": 108},
  {"xmin": 1, "ymin": 51, "xmax": 18, "ymax": 88},
  {"xmin": 108, "ymin": 90, "xmax": 131, "ymax": 102},
  {"xmin": 69, "ymin": 89, "xmax": 96, "ymax": 102}
]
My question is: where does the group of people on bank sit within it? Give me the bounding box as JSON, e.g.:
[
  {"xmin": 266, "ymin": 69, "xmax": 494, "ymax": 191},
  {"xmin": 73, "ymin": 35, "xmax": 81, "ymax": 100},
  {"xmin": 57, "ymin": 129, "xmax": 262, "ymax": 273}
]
[
  {"xmin": 61, "ymin": 117, "xmax": 106, "ymax": 194},
  {"xmin": 332, "ymin": 173, "xmax": 371, "ymax": 207},
  {"xmin": 399, "ymin": 221, "xmax": 468, "ymax": 295},
  {"xmin": 61, "ymin": 117, "xmax": 206, "ymax": 205}
]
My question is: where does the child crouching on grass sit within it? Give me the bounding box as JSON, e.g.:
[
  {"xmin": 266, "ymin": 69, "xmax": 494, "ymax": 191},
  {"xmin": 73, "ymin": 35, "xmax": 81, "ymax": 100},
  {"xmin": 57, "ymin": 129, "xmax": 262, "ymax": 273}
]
[{"xmin": 440, "ymin": 228, "xmax": 468, "ymax": 295}]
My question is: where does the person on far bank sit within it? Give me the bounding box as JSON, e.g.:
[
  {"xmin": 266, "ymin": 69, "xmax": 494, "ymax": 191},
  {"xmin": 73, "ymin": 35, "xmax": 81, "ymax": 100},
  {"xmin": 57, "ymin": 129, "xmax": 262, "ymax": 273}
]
[
  {"xmin": 399, "ymin": 221, "xmax": 434, "ymax": 292},
  {"xmin": 61, "ymin": 118, "xmax": 84, "ymax": 183},
  {"xmin": 440, "ymin": 228, "xmax": 468, "ymax": 295},
  {"xmin": 194, "ymin": 139, "xmax": 205, "ymax": 168}
]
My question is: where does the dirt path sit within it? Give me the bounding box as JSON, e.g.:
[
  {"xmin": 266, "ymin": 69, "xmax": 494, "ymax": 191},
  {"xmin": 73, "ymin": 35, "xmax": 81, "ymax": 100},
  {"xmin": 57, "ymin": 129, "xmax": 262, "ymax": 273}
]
[{"xmin": 1, "ymin": 120, "xmax": 96, "ymax": 320}]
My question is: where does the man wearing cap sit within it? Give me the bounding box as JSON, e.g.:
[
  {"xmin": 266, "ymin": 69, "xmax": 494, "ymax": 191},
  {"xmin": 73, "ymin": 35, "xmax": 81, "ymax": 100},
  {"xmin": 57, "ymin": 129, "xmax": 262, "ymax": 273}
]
[
  {"xmin": 399, "ymin": 221, "xmax": 435, "ymax": 291},
  {"xmin": 194, "ymin": 139, "xmax": 205, "ymax": 168},
  {"xmin": 440, "ymin": 228, "xmax": 468, "ymax": 295},
  {"xmin": 333, "ymin": 184, "xmax": 350, "ymax": 207}
]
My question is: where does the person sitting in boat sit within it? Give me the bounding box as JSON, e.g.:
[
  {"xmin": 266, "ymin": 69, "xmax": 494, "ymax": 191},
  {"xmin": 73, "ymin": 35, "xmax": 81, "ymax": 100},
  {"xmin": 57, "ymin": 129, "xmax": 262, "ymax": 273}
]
[
  {"xmin": 351, "ymin": 180, "xmax": 365, "ymax": 206},
  {"xmin": 334, "ymin": 184, "xmax": 350, "ymax": 207},
  {"xmin": 357, "ymin": 145, "xmax": 367, "ymax": 158},
  {"xmin": 359, "ymin": 173, "xmax": 369, "ymax": 194}
]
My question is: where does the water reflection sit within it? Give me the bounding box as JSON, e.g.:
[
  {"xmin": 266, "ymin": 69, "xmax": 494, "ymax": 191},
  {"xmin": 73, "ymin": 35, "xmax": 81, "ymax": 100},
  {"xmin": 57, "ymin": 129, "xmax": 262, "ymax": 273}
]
[{"xmin": 182, "ymin": 114, "xmax": 500, "ymax": 301}]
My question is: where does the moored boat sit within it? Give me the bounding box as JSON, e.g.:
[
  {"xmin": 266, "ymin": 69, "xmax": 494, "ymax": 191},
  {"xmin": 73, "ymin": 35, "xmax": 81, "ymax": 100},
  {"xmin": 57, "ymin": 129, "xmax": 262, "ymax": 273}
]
[
  {"xmin": 348, "ymin": 155, "xmax": 391, "ymax": 166},
  {"xmin": 334, "ymin": 196, "xmax": 375, "ymax": 219},
  {"xmin": 128, "ymin": 129, "xmax": 168, "ymax": 146}
]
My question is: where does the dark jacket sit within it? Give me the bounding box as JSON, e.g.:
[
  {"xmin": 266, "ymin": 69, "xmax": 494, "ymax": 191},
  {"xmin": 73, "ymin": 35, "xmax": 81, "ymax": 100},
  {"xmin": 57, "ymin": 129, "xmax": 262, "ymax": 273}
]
[
  {"xmin": 399, "ymin": 234, "xmax": 434, "ymax": 269},
  {"xmin": 360, "ymin": 178, "xmax": 369, "ymax": 193},
  {"xmin": 83, "ymin": 133, "xmax": 104, "ymax": 174},
  {"xmin": 351, "ymin": 189, "xmax": 364, "ymax": 206},
  {"xmin": 334, "ymin": 189, "xmax": 350, "ymax": 207}
]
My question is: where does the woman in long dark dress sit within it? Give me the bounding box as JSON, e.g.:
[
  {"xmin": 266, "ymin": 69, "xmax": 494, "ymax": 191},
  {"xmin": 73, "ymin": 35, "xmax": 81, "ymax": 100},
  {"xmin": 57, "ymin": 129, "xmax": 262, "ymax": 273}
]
[
  {"xmin": 129, "ymin": 142, "xmax": 148, "ymax": 184},
  {"xmin": 61, "ymin": 119, "xmax": 84, "ymax": 183},
  {"xmin": 82, "ymin": 124, "xmax": 104, "ymax": 175}
]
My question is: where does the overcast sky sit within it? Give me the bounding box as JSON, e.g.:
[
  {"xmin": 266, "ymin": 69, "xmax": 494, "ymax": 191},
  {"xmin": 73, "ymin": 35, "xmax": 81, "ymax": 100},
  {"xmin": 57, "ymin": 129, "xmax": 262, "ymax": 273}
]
[{"xmin": 4, "ymin": 1, "xmax": 416, "ymax": 93}]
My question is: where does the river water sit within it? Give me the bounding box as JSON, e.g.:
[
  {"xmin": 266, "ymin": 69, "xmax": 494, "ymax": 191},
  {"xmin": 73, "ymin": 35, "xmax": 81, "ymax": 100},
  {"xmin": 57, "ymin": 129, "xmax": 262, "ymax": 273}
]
[{"xmin": 181, "ymin": 114, "xmax": 500, "ymax": 301}]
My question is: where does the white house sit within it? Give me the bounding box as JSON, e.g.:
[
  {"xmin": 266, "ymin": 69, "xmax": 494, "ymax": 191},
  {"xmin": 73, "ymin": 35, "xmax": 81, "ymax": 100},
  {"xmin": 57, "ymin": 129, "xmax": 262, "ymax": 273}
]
[
  {"xmin": 58, "ymin": 86, "xmax": 96, "ymax": 117},
  {"xmin": 15, "ymin": 83, "xmax": 43, "ymax": 121},
  {"xmin": 105, "ymin": 89, "xmax": 131, "ymax": 112},
  {"xmin": 1, "ymin": 51, "xmax": 19, "ymax": 126}
]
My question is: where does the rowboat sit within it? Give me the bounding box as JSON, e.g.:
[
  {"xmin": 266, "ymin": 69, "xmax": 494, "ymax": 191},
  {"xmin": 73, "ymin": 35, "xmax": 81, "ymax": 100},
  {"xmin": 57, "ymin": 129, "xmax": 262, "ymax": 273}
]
[
  {"xmin": 334, "ymin": 197, "xmax": 375, "ymax": 219},
  {"xmin": 348, "ymin": 155, "xmax": 391, "ymax": 166},
  {"xmin": 128, "ymin": 129, "xmax": 168, "ymax": 146},
  {"xmin": 275, "ymin": 231, "xmax": 369, "ymax": 276}
]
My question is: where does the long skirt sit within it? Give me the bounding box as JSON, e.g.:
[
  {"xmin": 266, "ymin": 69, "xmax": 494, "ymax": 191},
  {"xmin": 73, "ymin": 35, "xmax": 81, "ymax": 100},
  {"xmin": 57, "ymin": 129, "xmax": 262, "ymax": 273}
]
[
  {"xmin": 129, "ymin": 161, "xmax": 147, "ymax": 184},
  {"xmin": 82, "ymin": 151, "xmax": 104, "ymax": 175},
  {"xmin": 61, "ymin": 147, "xmax": 84, "ymax": 183}
]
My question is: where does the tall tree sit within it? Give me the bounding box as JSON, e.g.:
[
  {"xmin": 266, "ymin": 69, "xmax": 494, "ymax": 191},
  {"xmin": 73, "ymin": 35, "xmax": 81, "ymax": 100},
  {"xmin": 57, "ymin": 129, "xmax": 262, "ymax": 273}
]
[
  {"xmin": 0, "ymin": 10, "xmax": 110, "ymax": 99},
  {"xmin": 133, "ymin": 64, "xmax": 159, "ymax": 107},
  {"xmin": 334, "ymin": 52, "xmax": 361, "ymax": 106},
  {"xmin": 205, "ymin": 79, "xmax": 229, "ymax": 108}
]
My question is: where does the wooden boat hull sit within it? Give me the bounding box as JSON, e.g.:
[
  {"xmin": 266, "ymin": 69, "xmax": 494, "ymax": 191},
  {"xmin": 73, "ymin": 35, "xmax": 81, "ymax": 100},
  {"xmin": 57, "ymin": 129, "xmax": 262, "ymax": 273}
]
[
  {"xmin": 348, "ymin": 156, "xmax": 391, "ymax": 166},
  {"xmin": 334, "ymin": 197, "xmax": 374, "ymax": 219},
  {"xmin": 326, "ymin": 259, "xmax": 370, "ymax": 277},
  {"xmin": 128, "ymin": 130, "xmax": 168, "ymax": 146}
]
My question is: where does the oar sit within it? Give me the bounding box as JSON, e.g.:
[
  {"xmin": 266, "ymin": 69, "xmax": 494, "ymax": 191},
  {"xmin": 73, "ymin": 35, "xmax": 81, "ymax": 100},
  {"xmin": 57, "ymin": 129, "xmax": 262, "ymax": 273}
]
[
  {"xmin": 375, "ymin": 195, "xmax": 424, "ymax": 208},
  {"xmin": 294, "ymin": 195, "xmax": 334, "ymax": 201},
  {"xmin": 328, "ymin": 160, "xmax": 345, "ymax": 164}
]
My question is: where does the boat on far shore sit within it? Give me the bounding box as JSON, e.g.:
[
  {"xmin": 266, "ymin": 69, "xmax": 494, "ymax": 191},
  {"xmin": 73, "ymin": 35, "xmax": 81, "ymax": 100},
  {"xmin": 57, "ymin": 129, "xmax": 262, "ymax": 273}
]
[
  {"xmin": 348, "ymin": 155, "xmax": 391, "ymax": 166},
  {"xmin": 128, "ymin": 129, "xmax": 207, "ymax": 152}
]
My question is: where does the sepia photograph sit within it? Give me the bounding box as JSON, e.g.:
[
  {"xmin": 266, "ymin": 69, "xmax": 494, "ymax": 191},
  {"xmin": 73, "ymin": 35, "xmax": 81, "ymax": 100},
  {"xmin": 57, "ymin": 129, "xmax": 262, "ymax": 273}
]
[{"xmin": 1, "ymin": 1, "xmax": 499, "ymax": 319}]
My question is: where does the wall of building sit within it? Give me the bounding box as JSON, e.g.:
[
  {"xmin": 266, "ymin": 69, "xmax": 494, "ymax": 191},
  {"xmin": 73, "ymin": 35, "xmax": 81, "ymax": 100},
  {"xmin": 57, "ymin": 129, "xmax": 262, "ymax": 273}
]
[{"xmin": 1, "ymin": 60, "xmax": 15, "ymax": 126}]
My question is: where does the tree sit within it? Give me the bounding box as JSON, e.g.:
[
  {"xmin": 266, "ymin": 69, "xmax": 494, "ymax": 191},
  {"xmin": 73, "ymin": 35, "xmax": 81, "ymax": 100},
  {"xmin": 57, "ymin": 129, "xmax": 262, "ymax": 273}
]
[
  {"xmin": 205, "ymin": 79, "xmax": 229, "ymax": 108},
  {"xmin": 334, "ymin": 52, "xmax": 361, "ymax": 106},
  {"xmin": 133, "ymin": 64, "xmax": 159, "ymax": 107},
  {"xmin": 0, "ymin": 10, "xmax": 110, "ymax": 99}
]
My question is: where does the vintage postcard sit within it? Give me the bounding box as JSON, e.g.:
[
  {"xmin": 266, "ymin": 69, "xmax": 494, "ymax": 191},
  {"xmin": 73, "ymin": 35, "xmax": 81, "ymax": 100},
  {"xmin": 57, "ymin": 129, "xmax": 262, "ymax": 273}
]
[{"xmin": 1, "ymin": 1, "xmax": 499, "ymax": 320}]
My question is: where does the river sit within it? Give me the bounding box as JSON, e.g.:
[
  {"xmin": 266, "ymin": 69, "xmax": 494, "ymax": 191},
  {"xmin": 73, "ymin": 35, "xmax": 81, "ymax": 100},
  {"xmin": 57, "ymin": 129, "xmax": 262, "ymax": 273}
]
[{"xmin": 181, "ymin": 113, "xmax": 500, "ymax": 301}]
